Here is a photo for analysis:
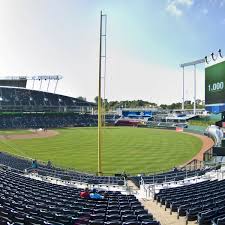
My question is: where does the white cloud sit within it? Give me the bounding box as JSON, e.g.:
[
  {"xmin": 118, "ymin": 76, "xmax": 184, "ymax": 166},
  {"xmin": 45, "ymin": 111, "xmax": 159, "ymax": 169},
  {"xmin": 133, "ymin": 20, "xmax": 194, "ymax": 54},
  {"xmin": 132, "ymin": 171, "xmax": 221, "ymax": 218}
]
[
  {"xmin": 166, "ymin": 2, "xmax": 183, "ymax": 16},
  {"xmin": 166, "ymin": 0, "xmax": 194, "ymax": 17},
  {"xmin": 176, "ymin": 0, "xmax": 193, "ymax": 7}
]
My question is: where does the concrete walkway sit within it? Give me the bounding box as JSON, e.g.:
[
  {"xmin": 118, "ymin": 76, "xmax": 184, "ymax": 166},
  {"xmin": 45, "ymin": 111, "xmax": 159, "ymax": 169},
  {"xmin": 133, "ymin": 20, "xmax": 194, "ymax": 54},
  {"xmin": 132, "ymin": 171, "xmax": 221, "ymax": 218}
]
[{"xmin": 141, "ymin": 199, "xmax": 197, "ymax": 225}]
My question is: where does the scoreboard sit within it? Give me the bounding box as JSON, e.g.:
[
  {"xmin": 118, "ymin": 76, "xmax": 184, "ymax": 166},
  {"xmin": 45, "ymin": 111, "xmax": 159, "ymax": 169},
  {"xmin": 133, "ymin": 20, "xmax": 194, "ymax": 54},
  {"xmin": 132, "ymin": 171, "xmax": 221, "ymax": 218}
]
[{"xmin": 205, "ymin": 60, "xmax": 225, "ymax": 113}]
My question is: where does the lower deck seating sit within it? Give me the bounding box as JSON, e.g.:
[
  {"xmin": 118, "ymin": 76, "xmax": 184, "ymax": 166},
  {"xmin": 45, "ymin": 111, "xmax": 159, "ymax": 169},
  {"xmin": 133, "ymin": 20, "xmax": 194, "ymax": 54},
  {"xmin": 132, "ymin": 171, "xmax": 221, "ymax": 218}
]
[
  {"xmin": 130, "ymin": 167, "xmax": 211, "ymax": 187},
  {"xmin": 0, "ymin": 114, "xmax": 119, "ymax": 129},
  {"xmin": 0, "ymin": 169, "xmax": 160, "ymax": 225},
  {"xmin": 0, "ymin": 152, "xmax": 124, "ymax": 185},
  {"xmin": 0, "ymin": 152, "xmax": 212, "ymax": 187},
  {"xmin": 155, "ymin": 179, "xmax": 225, "ymax": 225},
  {"xmin": 0, "ymin": 113, "xmax": 98, "ymax": 129}
]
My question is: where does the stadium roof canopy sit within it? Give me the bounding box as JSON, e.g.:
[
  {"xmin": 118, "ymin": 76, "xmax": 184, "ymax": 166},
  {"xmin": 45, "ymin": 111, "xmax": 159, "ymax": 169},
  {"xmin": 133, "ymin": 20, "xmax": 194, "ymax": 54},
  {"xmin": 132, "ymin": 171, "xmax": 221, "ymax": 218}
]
[
  {"xmin": 0, "ymin": 75, "xmax": 63, "ymax": 80},
  {"xmin": 0, "ymin": 75, "xmax": 63, "ymax": 90}
]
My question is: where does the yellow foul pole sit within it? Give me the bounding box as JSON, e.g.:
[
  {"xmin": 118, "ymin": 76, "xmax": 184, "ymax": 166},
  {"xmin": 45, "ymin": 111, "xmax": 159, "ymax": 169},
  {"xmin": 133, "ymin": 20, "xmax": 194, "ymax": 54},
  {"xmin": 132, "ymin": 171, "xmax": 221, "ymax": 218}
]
[{"xmin": 98, "ymin": 11, "xmax": 103, "ymax": 176}]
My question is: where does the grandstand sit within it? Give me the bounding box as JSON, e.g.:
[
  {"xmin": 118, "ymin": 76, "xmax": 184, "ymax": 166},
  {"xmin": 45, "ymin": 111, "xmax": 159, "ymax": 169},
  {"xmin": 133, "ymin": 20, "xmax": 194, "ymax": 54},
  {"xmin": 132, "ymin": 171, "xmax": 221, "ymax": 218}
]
[
  {"xmin": 0, "ymin": 113, "xmax": 98, "ymax": 129},
  {"xmin": 154, "ymin": 177, "xmax": 225, "ymax": 225},
  {"xmin": 0, "ymin": 75, "xmax": 99, "ymax": 129},
  {"xmin": 0, "ymin": 87, "xmax": 95, "ymax": 113},
  {"xmin": 0, "ymin": 75, "xmax": 94, "ymax": 113},
  {"xmin": 0, "ymin": 169, "xmax": 161, "ymax": 225}
]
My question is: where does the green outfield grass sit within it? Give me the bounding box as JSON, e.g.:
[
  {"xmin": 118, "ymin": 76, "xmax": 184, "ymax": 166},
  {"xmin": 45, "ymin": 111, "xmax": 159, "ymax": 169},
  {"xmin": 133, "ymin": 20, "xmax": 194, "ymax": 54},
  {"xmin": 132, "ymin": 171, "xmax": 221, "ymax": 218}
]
[{"xmin": 0, "ymin": 127, "xmax": 202, "ymax": 174}]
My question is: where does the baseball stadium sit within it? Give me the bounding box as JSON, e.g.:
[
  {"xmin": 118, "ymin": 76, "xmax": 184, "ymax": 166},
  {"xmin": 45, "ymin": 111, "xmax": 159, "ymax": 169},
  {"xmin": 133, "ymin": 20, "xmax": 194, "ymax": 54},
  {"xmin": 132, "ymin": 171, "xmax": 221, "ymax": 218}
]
[{"xmin": 0, "ymin": 2, "xmax": 225, "ymax": 225}]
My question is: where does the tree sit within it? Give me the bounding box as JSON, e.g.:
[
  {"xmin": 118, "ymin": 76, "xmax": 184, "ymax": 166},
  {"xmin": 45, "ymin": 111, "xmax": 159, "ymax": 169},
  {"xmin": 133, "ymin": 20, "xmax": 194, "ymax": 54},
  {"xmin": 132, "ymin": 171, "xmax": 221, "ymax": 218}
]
[
  {"xmin": 77, "ymin": 96, "xmax": 86, "ymax": 101},
  {"xmin": 160, "ymin": 104, "xmax": 168, "ymax": 110},
  {"xmin": 94, "ymin": 96, "xmax": 98, "ymax": 104},
  {"xmin": 94, "ymin": 96, "xmax": 104, "ymax": 106}
]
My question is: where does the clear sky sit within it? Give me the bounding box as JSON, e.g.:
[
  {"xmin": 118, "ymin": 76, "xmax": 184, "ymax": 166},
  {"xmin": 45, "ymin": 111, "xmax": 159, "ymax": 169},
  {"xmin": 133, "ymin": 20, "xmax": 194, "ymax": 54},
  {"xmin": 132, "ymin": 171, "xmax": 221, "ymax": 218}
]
[{"xmin": 0, "ymin": 0, "xmax": 224, "ymax": 104}]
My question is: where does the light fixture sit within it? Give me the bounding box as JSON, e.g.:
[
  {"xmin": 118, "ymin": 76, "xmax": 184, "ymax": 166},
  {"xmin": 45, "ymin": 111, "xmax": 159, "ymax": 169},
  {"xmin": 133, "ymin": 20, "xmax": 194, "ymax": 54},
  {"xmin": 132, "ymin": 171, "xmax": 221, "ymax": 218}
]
[
  {"xmin": 218, "ymin": 49, "xmax": 223, "ymax": 58},
  {"xmin": 211, "ymin": 52, "xmax": 217, "ymax": 61},
  {"xmin": 205, "ymin": 56, "xmax": 209, "ymax": 64}
]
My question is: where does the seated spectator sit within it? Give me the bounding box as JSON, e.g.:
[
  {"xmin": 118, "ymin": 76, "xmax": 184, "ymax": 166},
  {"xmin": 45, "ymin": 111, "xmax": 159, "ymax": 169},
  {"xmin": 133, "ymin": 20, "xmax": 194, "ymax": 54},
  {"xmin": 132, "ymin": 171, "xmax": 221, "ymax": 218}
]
[
  {"xmin": 80, "ymin": 188, "xmax": 90, "ymax": 198},
  {"xmin": 90, "ymin": 189, "xmax": 104, "ymax": 199}
]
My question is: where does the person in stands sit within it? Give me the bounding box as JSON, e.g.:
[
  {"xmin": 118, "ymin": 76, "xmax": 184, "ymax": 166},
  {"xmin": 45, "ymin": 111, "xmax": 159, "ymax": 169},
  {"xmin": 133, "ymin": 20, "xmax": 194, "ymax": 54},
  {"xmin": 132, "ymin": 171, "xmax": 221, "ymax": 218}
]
[
  {"xmin": 80, "ymin": 188, "xmax": 90, "ymax": 198},
  {"xmin": 90, "ymin": 189, "xmax": 104, "ymax": 199},
  {"xmin": 31, "ymin": 159, "xmax": 38, "ymax": 173},
  {"xmin": 32, "ymin": 160, "xmax": 38, "ymax": 169}
]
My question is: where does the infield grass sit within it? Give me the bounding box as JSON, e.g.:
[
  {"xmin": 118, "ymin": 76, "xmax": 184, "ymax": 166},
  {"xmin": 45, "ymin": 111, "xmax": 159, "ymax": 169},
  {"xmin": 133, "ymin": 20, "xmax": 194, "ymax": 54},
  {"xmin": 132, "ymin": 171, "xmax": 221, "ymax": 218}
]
[{"xmin": 0, "ymin": 127, "xmax": 202, "ymax": 174}]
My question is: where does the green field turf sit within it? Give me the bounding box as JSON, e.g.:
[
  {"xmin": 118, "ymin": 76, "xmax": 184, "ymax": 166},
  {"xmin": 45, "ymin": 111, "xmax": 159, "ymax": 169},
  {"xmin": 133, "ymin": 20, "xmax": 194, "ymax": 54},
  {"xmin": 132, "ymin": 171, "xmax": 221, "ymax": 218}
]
[
  {"xmin": 0, "ymin": 127, "xmax": 202, "ymax": 174},
  {"xmin": 0, "ymin": 129, "xmax": 32, "ymax": 135}
]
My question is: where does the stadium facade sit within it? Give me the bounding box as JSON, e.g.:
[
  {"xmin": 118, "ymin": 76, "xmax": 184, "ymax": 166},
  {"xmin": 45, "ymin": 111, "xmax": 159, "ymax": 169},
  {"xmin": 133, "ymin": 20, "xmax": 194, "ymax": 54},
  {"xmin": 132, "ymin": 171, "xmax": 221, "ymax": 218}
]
[
  {"xmin": 0, "ymin": 86, "xmax": 95, "ymax": 113},
  {"xmin": 0, "ymin": 76, "xmax": 96, "ymax": 113},
  {"xmin": 0, "ymin": 75, "xmax": 98, "ymax": 129}
]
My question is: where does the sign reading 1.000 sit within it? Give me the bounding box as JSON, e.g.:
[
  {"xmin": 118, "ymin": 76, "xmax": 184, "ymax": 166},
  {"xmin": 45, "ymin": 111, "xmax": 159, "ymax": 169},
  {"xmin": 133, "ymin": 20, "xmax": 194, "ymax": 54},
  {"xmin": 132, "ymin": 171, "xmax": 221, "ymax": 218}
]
[
  {"xmin": 208, "ymin": 82, "xmax": 224, "ymax": 92},
  {"xmin": 205, "ymin": 60, "xmax": 225, "ymax": 105}
]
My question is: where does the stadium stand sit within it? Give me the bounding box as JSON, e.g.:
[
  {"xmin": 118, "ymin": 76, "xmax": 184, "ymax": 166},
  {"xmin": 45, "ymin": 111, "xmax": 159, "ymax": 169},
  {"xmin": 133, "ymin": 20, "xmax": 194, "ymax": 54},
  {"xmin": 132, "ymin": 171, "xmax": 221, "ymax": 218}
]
[
  {"xmin": 129, "ymin": 168, "xmax": 211, "ymax": 188},
  {"xmin": 0, "ymin": 168, "xmax": 160, "ymax": 225},
  {"xmin": 0, "ymin": 113, "xmax": 98, "ymax": 128},
  {"xmin": 0, "ymin": 152, "xmax": 212, "ymax": 187},
  {"xmin": 0, "ymin": 113, "xmax": 118, "ymax": 129},
  {"xmin": 0, "ymin": 152, "xmax": 124, "ymax": 185},
  {"xmin": 0, "ymin": 87, "xmax": 95, "ymax": 113},
  {"xmin": 155, "ymin": 179, "xmax": 225, "ymax": 225}
]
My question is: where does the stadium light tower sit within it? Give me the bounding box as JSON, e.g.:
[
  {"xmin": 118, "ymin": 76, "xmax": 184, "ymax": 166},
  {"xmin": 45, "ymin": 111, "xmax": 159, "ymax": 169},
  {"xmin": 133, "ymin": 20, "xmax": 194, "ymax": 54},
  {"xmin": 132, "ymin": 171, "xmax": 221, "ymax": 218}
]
[
  {"xmin": 98, "ymin": 11, "xmax": 107, "ymax": 176},
  {"xmin": 180, "ymin": 58, "xmax": 205, "ymax": 114}
]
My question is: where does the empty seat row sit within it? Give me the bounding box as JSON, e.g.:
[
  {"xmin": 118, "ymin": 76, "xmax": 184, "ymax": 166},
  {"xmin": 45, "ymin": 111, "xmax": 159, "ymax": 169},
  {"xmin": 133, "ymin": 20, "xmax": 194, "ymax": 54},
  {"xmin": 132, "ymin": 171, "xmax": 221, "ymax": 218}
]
[
  {"xmin": 0, "ymin": 169, "xmax": 160, "ymax": 225},
  {"xmin": 0, "ymin": 152, "xmax": 124, "ymax": 185}
]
